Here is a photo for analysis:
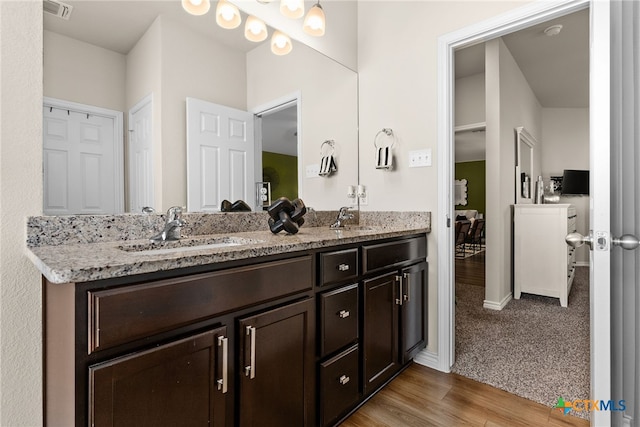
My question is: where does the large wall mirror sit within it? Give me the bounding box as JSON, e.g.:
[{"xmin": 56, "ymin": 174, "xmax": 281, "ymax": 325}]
[
  {"xmin": 515, "ymin": 126, "xmax": 536, "ymax": 204},
  {"xmin": 43, "ymin": 0, "xmax": 358, "ymax": 214}
]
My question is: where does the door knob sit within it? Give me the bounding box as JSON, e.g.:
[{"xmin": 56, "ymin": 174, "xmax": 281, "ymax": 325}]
[
  {"xmin": 565, "ymin": 232, "xmax": 593, "ymax": 249},
  {"xmin": 612, "ymin": 234, "xmax": 640, "ymax": 250}
]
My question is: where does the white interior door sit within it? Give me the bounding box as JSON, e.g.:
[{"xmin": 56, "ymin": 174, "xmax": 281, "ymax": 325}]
[
  {"xmin": 589, "ymin": 1, "xmax": 612, "ymax": 425},
  {"xmin": 128, "ymin": 95, "xmax": 154, "ymax": 213},
  {"xmin": 186, "ymin": 97, "xmax": 255, "ymax": 212},
  {"xmin": 43, "ymin": 99, "xmax": 123, "ymax": 215}
]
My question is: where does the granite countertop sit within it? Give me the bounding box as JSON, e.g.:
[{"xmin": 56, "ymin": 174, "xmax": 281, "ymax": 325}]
[{"xmin": 27, "ymin": 225, "xmax": 429, "ymax": 285}]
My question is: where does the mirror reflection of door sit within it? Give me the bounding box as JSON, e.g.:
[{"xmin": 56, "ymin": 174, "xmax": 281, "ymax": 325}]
[{"xmin": 256, "ymin": 102, "xmax": 299, "ymax": 209}]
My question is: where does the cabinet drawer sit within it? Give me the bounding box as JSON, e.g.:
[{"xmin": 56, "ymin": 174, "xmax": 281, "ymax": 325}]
[
  {"xmin": 362, "ymin": 236, "xmax": 426, "ymax": 274},
  {"xmin": 88, "ymin": 255, "xmax": 313, "ymax": 353},
  {"xmin": 319, "ymin": 248, "xmax": 358, "ymax": 286},
  {"xmin": 319, "ymin": 344, "xmax": 360, "ymax": 427},
  {"xmin": 319, "ymin": 283, "xmax": 358, "ymax": 357}
]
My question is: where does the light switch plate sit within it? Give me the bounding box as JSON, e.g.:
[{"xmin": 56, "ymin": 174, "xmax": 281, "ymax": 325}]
[
  {"xmin": 409, "ymin": 149, "xmax": 432, "ymax": 167},
  {"xmin": 306, "ymin": 164, "xmax": 320, "ymax": 178}
]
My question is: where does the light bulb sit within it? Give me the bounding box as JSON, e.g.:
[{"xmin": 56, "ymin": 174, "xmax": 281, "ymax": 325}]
[
  {"xmin": 245, "ymin": 16, "xmax": 267, "ymax": 42},
  {"xmin": 182, "ymin": 0, "xmax": 210, "ymax": 16},
  {"xmin": 216, "ymin": 0, "xmax": 241, "ymax": 29},
  {"xmin": 280, "ymin": 0, "xmax": 304, "ymax": 19},
  {"xmin": 303, "ymin": 3, "xmax": 325, "ymax": 37},
  {"xmin": 271, "ymin": 31, "xmax": 292, "ymax": 55}
]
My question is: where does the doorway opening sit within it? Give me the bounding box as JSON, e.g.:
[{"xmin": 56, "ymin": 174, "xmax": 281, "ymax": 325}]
[
  {"xmin": 442, "ymin": 1, "xmax": 592, "ymax": 417},
  {"xmin": 253, "ymin": 95, "xmax": 301, "ymax": 209}
]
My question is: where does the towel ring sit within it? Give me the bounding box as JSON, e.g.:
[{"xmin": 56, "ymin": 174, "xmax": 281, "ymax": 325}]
[
  {"xmin": 374, "ymin": 128, "xmax": 396, "ymax": 149},
  {"xmin": 320, "ymin": 139, "xmax": 335, "ymax": 156}
]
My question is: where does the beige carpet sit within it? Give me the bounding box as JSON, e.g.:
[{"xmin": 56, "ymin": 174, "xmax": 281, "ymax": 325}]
[{"xmin": 452, "ymin": 267, "xmax": 590, "ymax": 419}]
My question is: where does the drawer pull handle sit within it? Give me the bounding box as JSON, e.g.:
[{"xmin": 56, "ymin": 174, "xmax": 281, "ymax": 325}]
[
  {"xmin": 395, "ymin": 275, "xmax": 403, "ymax": 305},
  {"xmin": 244, "ymin": 326, "xmax": 256, "ymax": 379},
  {"xmin": 339, "ymin": 375, "xmax": 350, "ymax": 385},
  {"xmin": 403, "ymin": 272, "xmax": 411, "ymax": 302},
  {"xmin": 217, "ymin": 335, "xmax": 228, "ymax": 393},
  {"xmin": 338, "ymin": 263, "xmax": 350, "ymax": 272},
  {"xmin": 338, "ymin": 309, "xmax": 350, "ymax": 319}
]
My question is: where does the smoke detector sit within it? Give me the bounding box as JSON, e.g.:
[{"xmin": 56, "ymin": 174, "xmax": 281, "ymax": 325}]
[
  {"xmin": 43, "ymin": 0, "xmax": 73, "ymax": 20},
  {"xmin": 544, "ymin": 24, "xmax": 563, "ymax": 37}
]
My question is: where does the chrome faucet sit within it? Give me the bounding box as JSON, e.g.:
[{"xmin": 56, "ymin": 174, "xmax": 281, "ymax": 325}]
[
  {"xmin": 330, "ymin": 206, "xmax": 354, "ymax": 228},
  {"xmin": 150, "ymin": 206, "xmax": 185, "ymax": 242}
]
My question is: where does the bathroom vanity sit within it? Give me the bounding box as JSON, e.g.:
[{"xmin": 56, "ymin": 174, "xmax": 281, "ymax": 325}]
[{"xmin": 28, "ymin": 213, "xmax": 430, "ymax": 427}]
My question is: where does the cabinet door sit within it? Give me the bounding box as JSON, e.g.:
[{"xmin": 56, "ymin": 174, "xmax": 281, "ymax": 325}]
[
  {"xmin": 89, "ymin": 326, "xmax": 228, "ymax": 427},
  {"xmin": 362, "ymin": 272, "xmax": 400, "ymax": 396},
  {"xmin": 401, "ymin": 261, "xmax": 428, "ymax": 363},
  {"xmin": 237, "ymin": 298, "xmax": 315, "ymax": 427}
]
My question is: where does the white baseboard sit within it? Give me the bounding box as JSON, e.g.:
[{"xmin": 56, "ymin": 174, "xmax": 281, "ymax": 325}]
[
  {"xmin": 413, "ymin": 349, "xmax": 450, "ymax": 372},
  {"xmin": 483, "ymin": 293, "xmax": 512, "ymax": 310}
]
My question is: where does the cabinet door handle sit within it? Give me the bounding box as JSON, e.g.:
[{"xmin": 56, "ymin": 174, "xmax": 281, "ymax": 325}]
[
  {"xmin": 403, "ymin": 272, "xmax": 411, "ymax": 302},
  {"xmin": 244, "ymin": 325, "xmax": 256, "ymax": 379},
  {"xmin": 338, "ymin": 263, "xmax": 350, "ymax": 272},
  {"xmin": 395, "ymin": 275, "xmax": 403, "ymax": 305},
  {"xmin": 339, "ymin": 374, "xmax": 350, "ymax": 385},
  {"xmin": 217, "ymin": 335, "xmax": 228, "ymax": 393},
  {"xmin": 338, "ymin": 309, "xmax": 350, "ymax": 319}
]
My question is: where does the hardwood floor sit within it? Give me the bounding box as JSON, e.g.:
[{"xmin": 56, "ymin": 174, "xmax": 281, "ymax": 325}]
[
  {"xmin": 340, "ymin": 363, "xmax": 589, "ymax": 427},
  {"xmin": 455, "ymin": 249, "xmax": 485, "ymax": 287}
]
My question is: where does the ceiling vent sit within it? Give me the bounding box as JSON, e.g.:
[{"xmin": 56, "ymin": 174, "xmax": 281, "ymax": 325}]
[{"xmin": 43, "ymin": 0, "xmax": 73, "ymax": 20}]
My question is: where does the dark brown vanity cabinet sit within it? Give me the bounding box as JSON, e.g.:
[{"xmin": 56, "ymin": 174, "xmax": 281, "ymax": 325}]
[
  {"xmin": 361, "ymin": 237, "xmax": 428, "ymax": 396},
  {"xmin": 44, "ymin": 234, "xmax": 427, "ymax": 427},
  {"xmin": 237, "ymin": 298, "xmax": 315, "ymax": 427},
  {"xmin": 89, "ymin": 327, "xmax": 228, "ymax": 427}
]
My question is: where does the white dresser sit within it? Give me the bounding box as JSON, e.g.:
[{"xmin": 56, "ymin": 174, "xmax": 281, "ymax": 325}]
[{"xmin": 513, "ymin": 204, "xmax": 577, "ymax": 307}]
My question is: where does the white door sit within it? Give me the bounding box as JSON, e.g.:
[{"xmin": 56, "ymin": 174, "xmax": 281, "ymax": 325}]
[
  {"xmin": 609, "ymin": 0, "xmax": 640, "ymax": 424},
  {"xmin": 186, "ymin": 97, "xmax": 255, "ymax": 212},
  {"xmin": 43, "ymin": 100, "xmax": 123, "ymax": 215},
  {"xmin": 128, "ymin": 95, "xmax": 154, "ymax": 213}
]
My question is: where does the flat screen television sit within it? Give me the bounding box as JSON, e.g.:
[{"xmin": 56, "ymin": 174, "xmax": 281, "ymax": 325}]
[{"xmin": 561, "ymin": 169, "xmax": 589, "ymax": 195}]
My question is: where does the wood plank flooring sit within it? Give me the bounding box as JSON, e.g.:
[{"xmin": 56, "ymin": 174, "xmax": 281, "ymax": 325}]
[
  {"xmin": 455, "ymin": 250, "xmax": 485, "ymax": 287},
  {"xmin": 340, "ymin": 363, "xmax": 589, "ymax": 427}
]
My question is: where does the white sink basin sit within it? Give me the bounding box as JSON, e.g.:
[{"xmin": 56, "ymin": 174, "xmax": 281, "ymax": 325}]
[{"xmin": 119, "ymin": 236, "xmax": 263, "ymax": 255}]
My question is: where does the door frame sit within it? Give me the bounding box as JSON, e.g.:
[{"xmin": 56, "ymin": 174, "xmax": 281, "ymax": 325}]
[
  {"xmin": 128, "ymin": 93, "xmax": 154, "ymax": 213},
  {"xmin": 43, "ymin": 96, "xmax": 125, "ymax": 213},
  {"xmin": 435, "ymin": 0, "xmax": 609, "ymax": 424},
  {"xmin": 250, "ymin": 91, "xmax": 302, "ymax": 203}
]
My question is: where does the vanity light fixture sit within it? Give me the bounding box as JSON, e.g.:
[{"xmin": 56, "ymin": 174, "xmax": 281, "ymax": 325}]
[
  {"xmin": 216, "ymin": 0, "xmax": 242, "ymax": 29},
  {"xmin": 271, "ymin": 30, "xmax": 293, "ymax": 55},
  {"xmin": 181, "ymin": 0, "xmax": 211, "ymax": 15},
  {"xmin": 303, "ymin": 1, "xmax": 325, "ymax": 36},
  {"xmin": 280, "ymin": 0, "xmax": 304, "ymax": 19},
  {"xmin": 245, "ymin": 15, "xmax": 268, "ymax": 42}
]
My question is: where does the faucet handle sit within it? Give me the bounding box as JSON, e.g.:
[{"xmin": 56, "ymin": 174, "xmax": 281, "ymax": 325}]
[
  {"xmin": 339, "ymin": 206, "xmax": 351, "ymax": 215},
  {"xmin": 166, "ymin": 206, "xmax": 183, "ymax": 221}
]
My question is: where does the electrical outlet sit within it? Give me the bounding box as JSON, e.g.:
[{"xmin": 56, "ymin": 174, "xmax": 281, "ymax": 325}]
[
  {"xmin": 409, "ymin": 149, "xmax": 432, "ymax": 167},
  {"xmin": 359, "ymin": 194, "xmax": 368, "ymax": 206},
  {"xmin": 305, "ymin": 164, "xmax": 320, "ymax": 178}
]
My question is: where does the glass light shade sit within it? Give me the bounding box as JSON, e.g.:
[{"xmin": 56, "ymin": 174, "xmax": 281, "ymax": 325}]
[
  {"xmin": 244, "ymin": 16, "xmax": 268, "ymax": 42},
  {"xmin": 303, "ymin": 4, "xmax": 325, "ymax": 36},
  {"xmin": 181, "ymin": 0, "xmax": 211, "ymax": 16},
  {"xmin": 216, "ymin": 0, "xmax": 241, "ymax": 29},
  {"xmin": 280, "ymin": 0, "xmax": 304, "ymax": 19},
  {"xmin": 271, "ymin": 31, "xmax": 292, "ymax": 55}
]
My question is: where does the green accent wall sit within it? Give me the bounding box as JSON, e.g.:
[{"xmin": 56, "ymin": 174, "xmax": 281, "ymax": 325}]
[
  {"xmin": 455, "ymin": 160, "xmax": 486, "ymax": 215},
  {"xmin": 262, "ymin": 151, "xmax": 298, "ymax": 201}
]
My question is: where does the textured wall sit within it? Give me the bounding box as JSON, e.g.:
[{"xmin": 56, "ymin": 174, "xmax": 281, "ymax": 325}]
[{"xmin": 0, "ymin": 1, "xmax": 44, "ymax": 424}]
